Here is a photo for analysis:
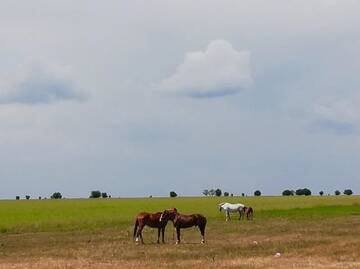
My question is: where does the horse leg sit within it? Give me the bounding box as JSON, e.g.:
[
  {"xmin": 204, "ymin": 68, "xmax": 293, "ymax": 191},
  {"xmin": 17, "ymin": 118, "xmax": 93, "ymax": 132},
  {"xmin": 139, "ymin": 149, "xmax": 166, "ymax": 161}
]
[
  {"xmin": 199, "ymin": 225, "xmax": 205, "ymax": 244},
  {"xmin": 137, "ymin": 224, "xmax": 144, "ymax": 244},
  {"xmin": 176, "ymin": 227, "xmax": 181, "ymax": 244},
  {"xmin": 161, "ymin": 227, "xmax": 165, "ymax": 243},
  {"xmin": 135, "ymin": 224, "xmax": 143, "ymax": 244},
  {"xmin": 227, "ymin": 211, "xmax": 231, "ymax": 221},
  {"xmin": 157, "ymin": 228, "xmax": 160, "ymax": 244}
]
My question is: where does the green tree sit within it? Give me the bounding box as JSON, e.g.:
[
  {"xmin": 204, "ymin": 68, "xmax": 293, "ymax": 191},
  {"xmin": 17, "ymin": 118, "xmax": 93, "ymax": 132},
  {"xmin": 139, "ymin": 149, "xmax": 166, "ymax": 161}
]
[
  {"xmin": 51, "ymin": 192, "xmax": 62, "ymax": 199},
  {"xmin": 344, "ymin": 189, "xmax": 353, "ymax": 195},
  {"xmin": 335, "ymin": 190, "xmax": 341, "ymax": 196},
  {"xmin": 90, "ymin": 190, "xmax": 101, "ymax": 198},
  {"xmin": 282, "ymin": 190, "xmax": 293, "ymax": 196},
  {"xmin": 170, "ymin": 191, "xmax": 177, "ymax": 198},
  {"xmin": 254, "ymin": 190, "xmax": 261, "ymax": 196},
  {"xmin": 215, "ymin": 189, "xmax": 222, "ymax": 197}
]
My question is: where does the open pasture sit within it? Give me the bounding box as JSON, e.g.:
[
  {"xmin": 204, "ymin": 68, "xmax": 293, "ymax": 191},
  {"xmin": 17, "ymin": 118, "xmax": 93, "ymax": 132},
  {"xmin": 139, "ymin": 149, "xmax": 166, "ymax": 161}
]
[{"xmin": 0, "ymin": 196, "xmax": 359, "ymax": 268}]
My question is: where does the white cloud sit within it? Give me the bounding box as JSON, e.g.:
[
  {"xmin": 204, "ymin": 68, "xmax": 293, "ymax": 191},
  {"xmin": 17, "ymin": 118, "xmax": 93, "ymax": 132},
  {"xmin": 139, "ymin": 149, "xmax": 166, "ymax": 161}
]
[
  {"xmin": 0, "ymin": 61, "xmax": 86, "ymax": 105},
  {"xmin": 157, "ymin": 40, "xmax": 252, "ymax": 98},
  {"xmin": 314, "ymin": 98, "xmax": 360, "ymax": 124},
  {"xmin": 311, "ymin": 96, "xmax": 360, "ymax": 135}
]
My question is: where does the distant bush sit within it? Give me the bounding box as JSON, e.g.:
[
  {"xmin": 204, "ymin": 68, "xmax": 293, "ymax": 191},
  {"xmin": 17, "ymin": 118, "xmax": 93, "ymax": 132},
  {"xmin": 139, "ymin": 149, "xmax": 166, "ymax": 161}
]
[
  {"xmin": 223, "ymin": 192, "xmax": 229, "ymax": 197},
  {"xmin": 209, "ymin": 189, "xmax": 215, "ymax": 196},
  {"xmin": 296, "ymin": 188, "xmax": 311, "ymax": 196},
  {"xmin": 51, "ymin": 192, "xmax": 62, "ymax": 199},
  {"xmin": 344, "ymin": 189, "xmax": 353, "ymax": 195},
  {"xmin": 303, "ymin": 188, "xmax": 311, "ymax": 196},
  {"xmin": 230, "ymin": 193, "xmax": 233, "ymax": 197},
  {"xmin": 90, "ymin": 190, "xmax": 101, "ymax": 198},
  {"xmin": 202, "ymin": 189, "xmax": 209, "ymax": 196},
  {"xmin": 282, "ymin": 190, "xmax": 294, "ymax": 196},
  {"xmin": 319, "ymin": 191, "xmax": 324, "ymax": 196},
  {"xmin": 15, "ymin": 196, "xmax": 20, "ymax": 200},
  {"xmin": 101, "ymin": 192, "xmax": 108, "ymax": 198},
  {"xmin": 215, "ymin": 189, "xmax": 222, "ymax": 197},
  {"xmin": 335, "ymin": 190, "xmax": 341, "ymax": 196},
  {"xmin": 25, "ymin": 195, "xmax": 30, "ymax": 200},
  {"xmin": 254, "ymin": 190, "xmax": 261, "ymax": 196},
  {"xmin": 170, "ymin": 191, "xmax": 177, "ymax": 198},
  {"xmin": 241, "ymin": 193, "xmax": 245, "ymax": 197}
]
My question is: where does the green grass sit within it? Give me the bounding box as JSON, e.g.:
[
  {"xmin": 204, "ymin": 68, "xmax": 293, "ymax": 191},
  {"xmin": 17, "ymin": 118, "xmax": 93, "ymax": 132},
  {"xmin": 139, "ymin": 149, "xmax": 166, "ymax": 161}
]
[{"xmin": 0, "ymin": 196, "xmax": 359, "ymax": 234}]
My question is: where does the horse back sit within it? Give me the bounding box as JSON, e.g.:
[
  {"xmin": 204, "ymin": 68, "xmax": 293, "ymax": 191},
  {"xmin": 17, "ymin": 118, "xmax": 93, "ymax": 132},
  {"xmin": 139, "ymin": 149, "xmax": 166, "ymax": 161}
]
[
  {"xmin": 175, "ymin": 213, "xmax": 206, "ymax": 228},
  {"xmin": 135, "ymin": 212, "xmax": 162, "ymax": 228}
]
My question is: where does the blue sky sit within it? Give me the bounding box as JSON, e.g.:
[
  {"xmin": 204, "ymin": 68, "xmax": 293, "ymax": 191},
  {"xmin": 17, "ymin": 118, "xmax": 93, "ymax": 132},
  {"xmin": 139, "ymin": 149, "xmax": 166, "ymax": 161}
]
[{"xmin": 0, "ymin": 0, "xmax": 359, "ymax": 198}]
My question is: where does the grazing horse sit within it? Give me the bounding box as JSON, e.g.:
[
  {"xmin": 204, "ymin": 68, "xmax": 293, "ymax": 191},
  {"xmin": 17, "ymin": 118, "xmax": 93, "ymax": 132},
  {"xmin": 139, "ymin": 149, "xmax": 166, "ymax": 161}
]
[
  {"xmin": 133, "ymin": 208, "xmax": 177, "ymax": 244},
  {"xmin": 242, "ymin": 206, "xmax": 254, "ymax": 220},
  {"xmin": 160, "ymin": 209, "xmax": 207, "ymax": 244},
  {"xmin": 218, "ymin": 202, "xmax": 245, "ymax": 221}
]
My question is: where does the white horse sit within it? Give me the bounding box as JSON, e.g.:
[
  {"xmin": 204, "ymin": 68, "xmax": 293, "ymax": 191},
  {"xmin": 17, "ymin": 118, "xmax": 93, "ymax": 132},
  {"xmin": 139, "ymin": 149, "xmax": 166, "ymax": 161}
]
[{"xmin": 218, "ymin": 202, "xmax": 245, "ymax": 221}]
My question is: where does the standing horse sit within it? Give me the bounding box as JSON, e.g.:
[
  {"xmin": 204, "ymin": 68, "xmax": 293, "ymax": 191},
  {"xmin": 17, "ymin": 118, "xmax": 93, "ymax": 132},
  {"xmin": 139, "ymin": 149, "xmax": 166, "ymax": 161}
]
[
  {"xmin": 218, "ymin": 202, "xmax": 245, "ymax": 221},
  {"xmin": 133, "ymin": 208, "xmax": 177, "ymax": 244},
  {"xmin": 242, "ymin": 206, "xmax": 254, "ymax": 220},
  {"xmin": 160, "ymin": 209, "xmax": 207, "ymax": 244}
]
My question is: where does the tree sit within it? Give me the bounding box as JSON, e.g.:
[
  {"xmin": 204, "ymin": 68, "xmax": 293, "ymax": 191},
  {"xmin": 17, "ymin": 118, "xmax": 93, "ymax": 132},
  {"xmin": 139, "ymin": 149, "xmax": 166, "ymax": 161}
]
[
  {"xmin": 295, "ymin": 188, "xmax": 311, "ymax": 196},
  {"xmin": 254, "ymin": 190, "xmax": 261, "ymax": 196},
  {"xmin": 209, "ymin": 189, "xmax": 215, "ymax": 196},
  {"xmin": 202, "ymin": 189, "xmax": 209, "ymax": 196},
  {"xmin": 51, "ymin": 192, "xmax": 62, "ymax": 199},
  {"xmin": 344, "ymin": 189, "xmax": 353, "ymax": 195},
  {"xmin": 101, "ymin": 192, "xmax": 108, "ymax": 198},
  {"xmin": 241, "ymin": 193, "xmax": 245, "ymax": 197},
  {"xmin": 215, "ymin": 189, "xmax": 222, "ymax": 197},
  {"xmin": 170, "ymin": 191, "xmax": 177, "ymax": 198},
  {"xmin": 303, "ymin": 188, "xmax": 311, "ymax": 196},
  {"xmin": 319, "ymin": 191, "xmax": 324, "ymax": 196},
  {"xmin": 335, "ymin": 190, "xmax": 341, "ymax": 196},
  {"xmin": 282, "ymin": 190, "xmax": 293, "ymax": 196},
  {"xmin": 296, "ymin": 189, "xmax": 304, "ymax": 195},
  {"xmin": 25, "ymin": 195, "xmax": 30, "ymax": 200},
  {"xmin": 224, "ymin": 192, "xmax": 229, "ymax": 197},
  {"xmin": 90, "ymin": 190, "xmax": 101, "ymax": 198},
  {"xmin": 15, "ymin": 196, "xmax": 20, "ymax": 200}
]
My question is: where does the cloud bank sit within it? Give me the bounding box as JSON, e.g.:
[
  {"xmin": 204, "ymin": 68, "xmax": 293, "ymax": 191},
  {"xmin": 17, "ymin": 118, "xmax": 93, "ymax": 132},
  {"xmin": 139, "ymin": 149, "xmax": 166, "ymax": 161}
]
[
  {"xmin": 157, "ymin": 40, "xmax": 252, "ymax": 98},
  {"xmin": 0, "ymin": 62, "xmax": 85, "ymax": 105},
  {"xmin": 311, "ymin": 98, "xmax": 360, "ymax": 135}
]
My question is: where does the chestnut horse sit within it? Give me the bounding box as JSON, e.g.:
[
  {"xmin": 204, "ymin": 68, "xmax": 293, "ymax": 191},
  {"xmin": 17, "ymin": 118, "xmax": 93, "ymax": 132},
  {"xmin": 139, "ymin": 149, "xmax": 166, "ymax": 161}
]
[
  {"xmin": 160, "ymin": 209, "xmax": 207, "ymax": 244},
  {"xmin": 133, "ymin": 208, "xmax": 177, "ymax": 244},
  {"xmin": 242, "ymin": 206, "xmax": 254, "ymax": 220}
]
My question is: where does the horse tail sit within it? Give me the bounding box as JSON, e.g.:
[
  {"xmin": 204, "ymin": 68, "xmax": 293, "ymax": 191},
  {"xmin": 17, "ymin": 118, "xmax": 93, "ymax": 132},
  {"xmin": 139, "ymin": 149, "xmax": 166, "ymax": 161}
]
[{"xmin": 133, "ymin": 218, "xmax": 139, "ymax": 239}]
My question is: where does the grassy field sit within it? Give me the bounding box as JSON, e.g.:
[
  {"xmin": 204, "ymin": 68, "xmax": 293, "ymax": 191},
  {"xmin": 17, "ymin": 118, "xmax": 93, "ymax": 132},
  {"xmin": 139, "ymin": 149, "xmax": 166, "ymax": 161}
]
[{"xmin": 0, "ymin": 196, "xmax": 359, "ymax": 268}]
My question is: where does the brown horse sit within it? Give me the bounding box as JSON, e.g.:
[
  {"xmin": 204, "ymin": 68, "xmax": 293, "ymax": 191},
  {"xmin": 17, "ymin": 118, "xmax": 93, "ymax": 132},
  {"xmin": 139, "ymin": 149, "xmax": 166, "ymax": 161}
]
[
  {"xmin": 160, "ymin": 209, "xmax": 207, "ymax": 244},
  {"xmin": 242, "ymin": 206, "xmax": 254, "ymax": 220},
  {"xmin": 133, "ymin": 208, "xmax": 177, "ymax": 244}
]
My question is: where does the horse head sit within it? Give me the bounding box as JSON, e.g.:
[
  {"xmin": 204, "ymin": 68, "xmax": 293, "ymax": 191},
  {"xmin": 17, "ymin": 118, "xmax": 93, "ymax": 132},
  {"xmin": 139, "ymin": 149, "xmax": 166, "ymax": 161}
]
[
  {"xmin": 159, "ymin": 208, "xmax": 178, "ymax": 224},
  {"xmin": 218, "ymin": 202, "xmax": 225, "ymax": 212}
]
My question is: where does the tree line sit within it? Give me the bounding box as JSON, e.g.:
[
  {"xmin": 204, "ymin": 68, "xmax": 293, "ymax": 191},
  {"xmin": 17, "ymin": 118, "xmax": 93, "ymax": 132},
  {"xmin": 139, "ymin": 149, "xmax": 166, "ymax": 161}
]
[{"xmin": 12, "ymin": 188, "xmax": 354, "ymax": 200}]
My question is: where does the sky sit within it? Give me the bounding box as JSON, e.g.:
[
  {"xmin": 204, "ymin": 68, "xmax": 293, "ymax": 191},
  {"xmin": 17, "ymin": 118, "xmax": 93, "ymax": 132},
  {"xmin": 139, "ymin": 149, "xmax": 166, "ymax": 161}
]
[{"xmin": 0, "ymin": 0, "xmax": 359, "ymax": 198}]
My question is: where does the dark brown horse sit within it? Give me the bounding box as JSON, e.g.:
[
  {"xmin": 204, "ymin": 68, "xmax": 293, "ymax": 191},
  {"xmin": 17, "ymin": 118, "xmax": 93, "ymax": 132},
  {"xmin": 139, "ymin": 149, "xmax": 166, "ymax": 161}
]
[
  {"xmin": 133, "ymin": 208, "xmax": 177, "ymax": 244},
  {"xmin": 160, "ymin": 209, "xmax": 207, "ymax": 244},
  {"xmin": 242, "ymin": 206, "xmax": 254, "ymax": 220}
]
